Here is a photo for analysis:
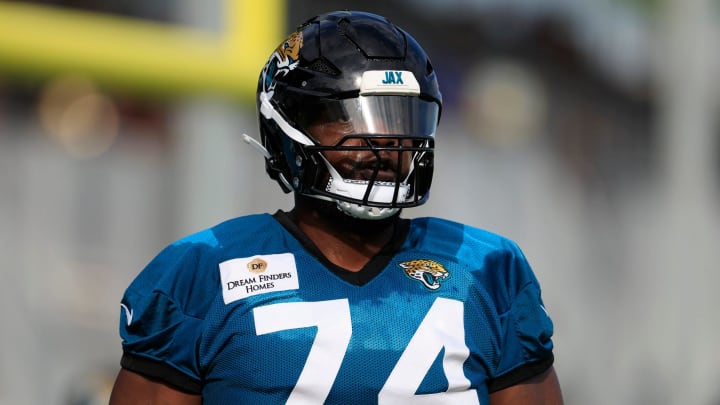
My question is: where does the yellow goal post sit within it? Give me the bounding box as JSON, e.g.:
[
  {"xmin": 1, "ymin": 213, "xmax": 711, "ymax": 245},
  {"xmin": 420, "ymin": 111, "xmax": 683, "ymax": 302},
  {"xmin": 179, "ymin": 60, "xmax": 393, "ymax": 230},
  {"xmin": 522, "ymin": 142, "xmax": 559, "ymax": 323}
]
[{"xmin": 0, "ymin": 0, "xmax": 285, "ymax": 101}]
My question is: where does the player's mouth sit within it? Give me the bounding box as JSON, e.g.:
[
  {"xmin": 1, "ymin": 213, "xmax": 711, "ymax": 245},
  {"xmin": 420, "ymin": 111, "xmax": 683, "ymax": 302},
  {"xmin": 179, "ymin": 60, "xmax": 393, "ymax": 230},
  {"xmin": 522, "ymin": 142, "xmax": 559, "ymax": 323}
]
[
  {"xmin": 346, "ymin": 157, "xmax": 404, "ymax": 182},
  {"xmin": 357, "ymin": 168, "xmax": 398, "ymax": 182}
]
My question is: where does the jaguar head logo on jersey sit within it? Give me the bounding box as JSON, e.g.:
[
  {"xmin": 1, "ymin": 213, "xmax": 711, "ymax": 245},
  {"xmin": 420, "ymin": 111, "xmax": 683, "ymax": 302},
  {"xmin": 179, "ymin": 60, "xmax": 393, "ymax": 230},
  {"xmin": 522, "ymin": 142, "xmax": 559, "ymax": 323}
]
[
  {"xmin": 260, "ymin": 31, "xmax": 304, "ymax": 95},
  {"xmin": 400, "ymin": 259, "xmax": 449, "ymax": 290}
]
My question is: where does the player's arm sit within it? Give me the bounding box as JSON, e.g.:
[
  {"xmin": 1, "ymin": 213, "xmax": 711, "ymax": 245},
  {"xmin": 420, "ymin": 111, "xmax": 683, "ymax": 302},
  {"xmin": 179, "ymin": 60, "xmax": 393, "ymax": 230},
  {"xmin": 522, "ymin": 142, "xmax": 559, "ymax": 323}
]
[
  {"xmin": 109, "ymin": 368, "xmax": 202, "ymax": 405},
  {"xmin": 489, "ymin": 366, "xmax": 563, "ymax": 405}
]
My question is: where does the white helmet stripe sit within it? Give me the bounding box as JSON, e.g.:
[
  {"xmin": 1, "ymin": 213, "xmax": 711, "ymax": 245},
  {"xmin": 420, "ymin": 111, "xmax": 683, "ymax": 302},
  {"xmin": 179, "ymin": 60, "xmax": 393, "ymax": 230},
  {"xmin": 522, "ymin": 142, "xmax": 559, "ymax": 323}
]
[{"xmin": 259, "ymin": 91, "xmax": 315, "ymax": 146}]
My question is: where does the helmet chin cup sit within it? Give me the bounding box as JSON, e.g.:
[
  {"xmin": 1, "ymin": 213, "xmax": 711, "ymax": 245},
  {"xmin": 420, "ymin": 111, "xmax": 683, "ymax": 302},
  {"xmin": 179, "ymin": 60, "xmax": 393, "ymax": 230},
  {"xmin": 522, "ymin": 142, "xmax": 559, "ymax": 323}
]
[
  {"xmin": 323, "ymin": 158, "xmax": 409, "ymax": 220},
  {"xmin": 336, "ymin": 201, "xmax": 400, "ymax": 220}
]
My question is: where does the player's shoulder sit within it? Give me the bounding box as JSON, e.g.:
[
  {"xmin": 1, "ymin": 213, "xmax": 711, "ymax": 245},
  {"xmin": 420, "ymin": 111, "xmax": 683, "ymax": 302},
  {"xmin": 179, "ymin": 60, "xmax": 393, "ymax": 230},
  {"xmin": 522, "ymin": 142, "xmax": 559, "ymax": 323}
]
[
  {"xmin": 138, "ymin": 213, "xmax": 279, "ymax": 280},
  {"xmin": 127, "ymin": 213, "xmax": 281, "ymax": 307},
  {"xmin": 408, "ymin": 216, "xmax": 522, "ymax": 254},
  {"xmin": 408, "ymin": 217, "xmax": 538, "ymax": 309},
  {"xmin": 169, "ymin": 213, "xmax": 277, "ymax": 254},
  {"xmin": 407, "ymin": 216, "xmax": 530, "ymax": 280}
]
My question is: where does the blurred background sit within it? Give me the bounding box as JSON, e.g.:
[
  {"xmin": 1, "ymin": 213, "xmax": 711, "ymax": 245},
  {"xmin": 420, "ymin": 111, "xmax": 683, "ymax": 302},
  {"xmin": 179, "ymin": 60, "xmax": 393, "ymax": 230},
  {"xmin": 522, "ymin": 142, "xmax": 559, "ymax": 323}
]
[{"xmin": 0, "ymin": 0, "xmax": 719, "ymax": 404}]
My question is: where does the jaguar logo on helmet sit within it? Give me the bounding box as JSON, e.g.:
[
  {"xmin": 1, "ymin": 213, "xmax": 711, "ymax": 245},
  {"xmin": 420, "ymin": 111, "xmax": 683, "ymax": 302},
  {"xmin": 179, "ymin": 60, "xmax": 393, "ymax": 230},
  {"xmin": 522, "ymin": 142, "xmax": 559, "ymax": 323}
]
[
  {"xmin": 260, "ymin": 31, "xmax": 304, "ymax": 95},
  {"xmin": 400, "ymin": 259, "xmax": 450, "ymax": 290}
]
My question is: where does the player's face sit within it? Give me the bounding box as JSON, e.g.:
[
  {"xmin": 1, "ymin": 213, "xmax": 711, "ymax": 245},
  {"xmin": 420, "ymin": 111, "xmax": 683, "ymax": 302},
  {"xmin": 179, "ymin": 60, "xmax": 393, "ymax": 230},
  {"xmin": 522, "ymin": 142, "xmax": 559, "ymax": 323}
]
[{"xmin": 307, "ymin": 119, "xmax": 414, "ymax": 183}]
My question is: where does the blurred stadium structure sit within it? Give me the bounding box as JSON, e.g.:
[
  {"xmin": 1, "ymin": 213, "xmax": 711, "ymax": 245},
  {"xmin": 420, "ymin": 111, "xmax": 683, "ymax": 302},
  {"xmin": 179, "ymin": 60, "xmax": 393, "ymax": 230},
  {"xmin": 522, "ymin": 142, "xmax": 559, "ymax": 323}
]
[{"xmin": 0, "ymin": 0, "xmax": 718, "ymax": 404}]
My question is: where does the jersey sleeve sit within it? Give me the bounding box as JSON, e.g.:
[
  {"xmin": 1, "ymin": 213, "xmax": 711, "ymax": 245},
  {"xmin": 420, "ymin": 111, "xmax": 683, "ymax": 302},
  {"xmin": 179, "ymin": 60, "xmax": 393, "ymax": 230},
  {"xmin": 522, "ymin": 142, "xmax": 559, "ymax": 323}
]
[
  {"xmin": 487, "ymin": 242, "xmax": 555, "ymax": 392},
  {"xmin": 118, "ymin": 241, "xmax": 212, "ymax": 394}
]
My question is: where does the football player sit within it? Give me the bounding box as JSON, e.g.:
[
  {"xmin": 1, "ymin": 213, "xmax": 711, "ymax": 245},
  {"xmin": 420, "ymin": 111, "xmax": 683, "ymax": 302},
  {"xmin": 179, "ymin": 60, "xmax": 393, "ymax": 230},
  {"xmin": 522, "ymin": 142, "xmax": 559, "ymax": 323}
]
[{"xmin": 110, "ymin": 10, "xmax": 563, "ymax": 404}]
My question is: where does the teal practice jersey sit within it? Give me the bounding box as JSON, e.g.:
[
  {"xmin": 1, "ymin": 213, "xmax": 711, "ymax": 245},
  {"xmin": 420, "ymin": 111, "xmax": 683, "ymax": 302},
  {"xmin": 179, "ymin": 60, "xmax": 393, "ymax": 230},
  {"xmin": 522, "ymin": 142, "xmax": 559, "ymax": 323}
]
[{"xmin": 118, "ymin": 211, "xmax": 554, "ymax": 404}]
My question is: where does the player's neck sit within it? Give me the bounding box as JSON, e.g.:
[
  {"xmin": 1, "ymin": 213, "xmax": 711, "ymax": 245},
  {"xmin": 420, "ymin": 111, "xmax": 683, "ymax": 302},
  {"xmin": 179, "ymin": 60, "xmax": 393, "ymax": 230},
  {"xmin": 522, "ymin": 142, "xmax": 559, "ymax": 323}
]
[{"xmin": 289, "ymin": 198, "xmax": 398, "ymax": 272}]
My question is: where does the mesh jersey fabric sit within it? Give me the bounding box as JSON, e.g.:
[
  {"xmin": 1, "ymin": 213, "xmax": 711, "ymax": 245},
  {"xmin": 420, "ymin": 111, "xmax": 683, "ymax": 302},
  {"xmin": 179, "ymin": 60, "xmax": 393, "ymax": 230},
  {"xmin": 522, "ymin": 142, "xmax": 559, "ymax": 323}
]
[{"xmin": 118, "ymin": 212, "xmax": 554, "ymax": 404}]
